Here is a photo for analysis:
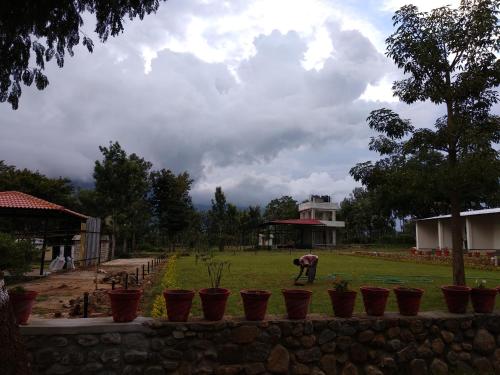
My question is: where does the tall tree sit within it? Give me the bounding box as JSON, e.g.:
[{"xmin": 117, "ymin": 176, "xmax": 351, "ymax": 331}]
[
  {"xmin": 264, "ymin": 196, "xmax": 298, "ymax": 221},
  {"xmin": 94, "ymin": 142, "xmax": 152, "ymax": 257},
  {"xmin": 0, "ymin": 0, "xmax": 167, "ymax": 109},
  {"xmin": 208, "ymin": 187, "xmax": 228, "ymax": 251},
  {"xmin": 150, "ymin": 169, "xmax": 194, "ymax": 249},
  {"xmin": 352, "ymin": 0, "xmax": 500, "ymax": 285}
]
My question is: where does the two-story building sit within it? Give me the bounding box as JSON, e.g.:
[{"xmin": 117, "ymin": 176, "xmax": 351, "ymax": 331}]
[{"xmin": 259, "ymin": 195, "xmax": 345, "ymax": 248}]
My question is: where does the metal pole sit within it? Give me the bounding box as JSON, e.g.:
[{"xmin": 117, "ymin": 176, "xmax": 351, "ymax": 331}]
[
  {"xmin": 136, "ymin": 268, "xmax": 139, "ymax": 285},
  {"xmin": 147, "ymin": 261, "xmax": 150, "ymax": 274},
  {"xmin": 111, "ymin": 280, "xmax": 115, "ymax": 290},
  {"xmin": 124, "ymin": 273, "xmax": 128, "ymax": 289},
  {"xmin": 83, "ymin": 292, "xmax": 89, "ymax": 318},
  {"xmin": 39, "ymin": 219, "xmax": 48, "ymax": 276},
  {"xmin": 142, "ymin": 264, "xmax": 145, "ymax": 280}
]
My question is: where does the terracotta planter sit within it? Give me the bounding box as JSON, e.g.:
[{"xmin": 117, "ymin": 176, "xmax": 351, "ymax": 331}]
[
  {"xmin": 393, "ymin": 287, "xmax": 424, "ymax": 316},
  {"xmin": 282, "ymin": 289, "xmax": 312, "ymax": 319},
  {"xmin": 467, "ymin": 252, "xmax": 472, "ymax": 257},
  {"xmin": 163, "ymin": 289, "xmax": 195, "ymax": 322},
  {"xmin": 474, "ymin": 252, "xmax": 481, "ymax": 258},
  {"xmin": 444, "ymin": 249, "xmax": 450, "ymax": 256},
  {"xmin": 435, "ymin": 249, "xmax": 442, "ymax": 257},
  {"xmin": 441, "ymin": 285, "xmax": 471, "ymax": 314},
  {"xmin": 360, "ymin": 287, "xmax": 389, "ymax": 316},
  {"xmin": 108, "ymin": 289, "xmax": 142, "ymax": 322},
  {"xmin": 328, "ymin": 289, "xmax": 357, "ymax": 318},
  {"xmin": 199, "ymin": 288, "xmax": 230, "ymax": 321},
  {"xmin": 471, "ymin": 288, "xmax": 497, "ymax": 314},
  {"xmin": 410, "ymin": 249, "xmax": 416, "ymax": 255},
  {"xmin": 240, "ymin": 290, "xmax": 271, "ymax": 321},
  {"xmin": 8, "ymin": 290, "xmax": 38, "ymax": 325}
]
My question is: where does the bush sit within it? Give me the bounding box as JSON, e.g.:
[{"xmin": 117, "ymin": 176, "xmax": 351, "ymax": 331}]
[{"xmin": 0, "ymin": 232, "xmax": 38, "ymax": 276}]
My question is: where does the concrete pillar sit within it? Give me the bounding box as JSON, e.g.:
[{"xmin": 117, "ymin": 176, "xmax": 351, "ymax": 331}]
[
  {"xmin": 466, "ymin": 217, "xmax": 472, "ymax": 250},
  {"xmin": 438, "ymin": 220, "xmax": 444, "ymax": 249},
  {"xmin": 415, "ymin": 221, "xmax": 420, "ymax": 249}
]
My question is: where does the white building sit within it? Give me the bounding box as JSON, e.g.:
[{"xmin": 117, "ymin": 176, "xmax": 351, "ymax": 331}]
[
  {"xmin": 415, "ymin": 208, "xmax": 500, "ymax": 252},
  {"xmin": 297, "ymin": 195, "xmax": 345, "ymax": 247}
]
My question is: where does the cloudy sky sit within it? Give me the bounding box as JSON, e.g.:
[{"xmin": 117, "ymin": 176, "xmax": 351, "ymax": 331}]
[{"xmin": 1, "ymin": 0, "xmax": 463, "ymax": 206}]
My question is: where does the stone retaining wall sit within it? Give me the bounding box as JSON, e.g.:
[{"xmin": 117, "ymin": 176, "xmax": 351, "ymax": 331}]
[{"xmin": 21, "ymin": 312, "xmax": 500, "ymax": 375}]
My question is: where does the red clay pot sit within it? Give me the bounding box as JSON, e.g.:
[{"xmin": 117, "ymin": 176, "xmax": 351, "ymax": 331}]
[
  {"xmin": 282, "ymin": 289, "xmax": 312, "ymax": 320},
  {"xmin": 108, "ymin": 289, "xmax": 142, "ymax": 322},
  {"xmin": 471, "ymin": 288, "xmax": 497, "ymax": 314},
  {"xmin": 435, "ymin": 249, "xmax": 442, "ymax": 256},
  {"xmin": 360, "ymin": 287, "xmax": 390, "ymax": 316},
  {"xmin": 393, "ymin": 287, "xmax": 424, "ymax": 316},
  {"xmin": 8, "ymin": 290, "xmax": 38, "ymax": 325},
  {"xmin": 441, "ymin": 285, "xmax": 471, "ymax": 314},
  {"xmin": 474, "ymin": 252, "xmax": 481, "ymax": 257},
  {"xmin": 328, "ymin": 290, "xmax": 357, "ymax": 318},
  {"xmin": 199, "ymin": 288, "xmax": 230, "ymax": 321},
  {"xmin": 163, "ymin": 289, "xmax": 195, "ymax": 322},
  {"xmin": 467, "ymin": 252, "xmax": 472, "ymax": 257},
  {"xmin": 240, "ymin": 290, "xmax": 271, "ymax": 321},
  {"xmin": 444, "ymin": 249, "xmax": 450, "ymax": 256}
]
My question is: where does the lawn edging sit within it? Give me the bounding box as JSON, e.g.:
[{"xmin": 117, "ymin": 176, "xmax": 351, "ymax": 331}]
[{"xmin": 21, "ymin": 311, "xmax": 500, "ymax": 374}]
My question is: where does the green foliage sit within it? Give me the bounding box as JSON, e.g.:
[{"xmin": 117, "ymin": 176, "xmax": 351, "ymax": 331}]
[
  {"xmin": 264, "ymin": 196, "xmax": 298, "ymax": 221},
  {"xmin": 339, "ymin": 187, "xmax": 395, "ymax": 243},
  {"xmin": 351, "ymin": 1, "xmax": 500, "ymax": 285},
  {"xmin": 0, "ymin": 160, "xmax": 76, "ymax": 208},
  {"xmin": 94, "ymin": 141, "xmax": 152, "ymax": 254},
  {"xmin": 0, "ymin": 233, "xmax": 37, "ymax": 276},
  {"xmin": 208, "ymin": 187, "xmax": 228, "ymax": 251},
  {"xmin": 150, "ymin": 169, "xmax": 195, "ymax": 248},
  {"xmin": 0, "ymin": 0, "xmax": 167, "ymax": 109},
  {"xmin": 332, "ymin": 277, "xmax": 350, "ymax": 292}
]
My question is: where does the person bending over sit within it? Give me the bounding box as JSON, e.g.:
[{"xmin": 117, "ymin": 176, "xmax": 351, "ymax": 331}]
[{"xmin": 293, "ymin": 253, "xmax": 319, "ymax": 283}]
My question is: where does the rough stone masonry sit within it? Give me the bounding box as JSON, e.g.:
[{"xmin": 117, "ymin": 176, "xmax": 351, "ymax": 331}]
[{"xmin": 20, "ymin": 312, "xmax": 500, "ymax": 375}]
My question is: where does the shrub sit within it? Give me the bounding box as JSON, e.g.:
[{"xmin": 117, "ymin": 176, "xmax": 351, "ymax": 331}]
[{"xmin": 0, "ymin": 232, "xmax": 37, "ymax": 276}]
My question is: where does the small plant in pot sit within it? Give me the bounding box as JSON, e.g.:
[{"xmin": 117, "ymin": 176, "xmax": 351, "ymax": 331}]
[
  {"xmin": 199, "ymin": 258, "xmax": 231, "ymax": 321},
  {"xmin": 441, "ymin": 285, "xmax": 471, "ymax": 314},
  {"xmin": 8, "ymin": 285, "xmax": 38, "ymax": 325},
  {"xmin": 328, "ymin": 278, "xmax": 357, "ymax": 318},
  {"xmin": 360, "ymin": 286, "xmax": 390, "ymax": 316},
  {"xmin": 108, "ymin": 288, "xmax": 142, "ymax": 322},
  {"xmin": 470, "ymin": 280, "xmax": 497, "ymax": 314},
  {"xmin": 240, "ymin": 289, "xmax": 272, "ymax": 321},
  {"xmin": 393, "ymin": 286, "xmax": 424, "ymax": 316}
]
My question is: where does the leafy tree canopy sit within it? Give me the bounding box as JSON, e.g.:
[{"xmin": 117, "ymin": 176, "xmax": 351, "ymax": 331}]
[
  {"xmin": 263, "ymin": 195, "xmax": 298, "ymax": 221},
  {"xmin": 351, "ymin": 0, "xmax": 500, "ymax": 285},
  {"xmin": 0, "ymin": 0, "xmax": 167, "ymax": 109}
]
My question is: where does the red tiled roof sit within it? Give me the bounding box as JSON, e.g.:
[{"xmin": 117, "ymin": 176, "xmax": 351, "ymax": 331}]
[
  {"xmin": 267, "ymin": 219, "xmax": 325, "ymax": 226},
  {"xmin": 0, "ymin": 191, "xmax": 88, "ymax": 219}
]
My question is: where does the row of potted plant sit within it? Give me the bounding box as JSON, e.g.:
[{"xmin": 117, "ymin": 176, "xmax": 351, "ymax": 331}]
[{"xmin": 9, "ymin": 281, "xmax": 499, "ymax": 325}]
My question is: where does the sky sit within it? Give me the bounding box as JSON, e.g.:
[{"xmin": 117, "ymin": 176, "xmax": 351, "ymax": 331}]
[{"xmin": 1, "ymin": 0, "xmax": 465, "ymax": 206}]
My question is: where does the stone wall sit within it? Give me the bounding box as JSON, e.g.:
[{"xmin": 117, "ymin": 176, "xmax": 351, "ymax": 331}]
[{"xmin": 21, "ymin": 312, "xmax": 500, "ymax": 375}]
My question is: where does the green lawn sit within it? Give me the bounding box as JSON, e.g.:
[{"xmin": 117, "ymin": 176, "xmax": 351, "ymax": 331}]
[{"xmin": 171, "ymin": 250, "xmax": 500, "ymax": 317}]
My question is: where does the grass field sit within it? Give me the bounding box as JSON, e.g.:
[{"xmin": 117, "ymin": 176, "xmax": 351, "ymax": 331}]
[{"xmin": 169, "ymin": 250, "xmax": 500, "ymax": 317}]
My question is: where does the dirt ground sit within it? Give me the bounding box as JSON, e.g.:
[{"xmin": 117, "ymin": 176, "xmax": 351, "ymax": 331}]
[{"xmin": 14, "ymin": 257, "xmax": 164, "ymax": 319}]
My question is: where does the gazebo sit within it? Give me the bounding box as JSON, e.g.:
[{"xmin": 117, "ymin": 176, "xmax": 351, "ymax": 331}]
[{"xmin": 0, "ymin": 191, "xmax": 96, "ymax": 275}]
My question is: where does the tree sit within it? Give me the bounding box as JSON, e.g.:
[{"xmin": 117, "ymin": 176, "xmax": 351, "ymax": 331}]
[
  {"xmin": 208, "ymin": 187, "xmax": 228, "ymax": 251},
  {"xmin": 351, "ymin": 0, "xmax": 500, "ymax": 285},
  {"xmin": 0, "ymin": 0, "xmax": 167, "ymax": 109},
  {"xmin": 150, "ymin": 169, "xmax": 194, "ymax": 249},
  {"xmin": 264, "ymin": 196, "xmax": 299, "ymax": 221},
  {"xmin": 94, "ymin": 142, "xmax": 152, "ymax": 257},
  {"xmin": 0, "ymin": 160, "xmax": 76, "ymax": 208},
  {"xmin": 339, "ymin": 187, "xmax": 395, "ymax": 243}
]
